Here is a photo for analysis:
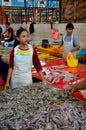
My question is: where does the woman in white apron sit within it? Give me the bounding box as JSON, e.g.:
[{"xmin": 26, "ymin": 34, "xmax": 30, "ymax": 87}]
[
  {"xmin": 62, "ymin": 34, "xmax": 76, "ymax": 58},
  {"xmin": 57, "ymin": 23, "xmax": 80, "ymax": 58},
  {"xmin": 4, "ymin": 27, "xmax": 47, "ymax": 89},
  {"xmin": 10, "ymin": 44, "xmax": 33, "ymax": 88}
]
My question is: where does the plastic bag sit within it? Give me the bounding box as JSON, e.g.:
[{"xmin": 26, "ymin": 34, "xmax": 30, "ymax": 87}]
[{"xmin": 66, "ymin": 52, "xmax": 78, "ymax": 67}]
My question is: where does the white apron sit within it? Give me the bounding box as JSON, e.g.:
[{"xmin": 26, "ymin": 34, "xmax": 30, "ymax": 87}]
[
  {"xmin": 10, "ymin": 44, "xmax": 33, "ymax": 88},
  {"xmin": 63, "ymin": 34, "xmax": 76, "ymax": 58}
]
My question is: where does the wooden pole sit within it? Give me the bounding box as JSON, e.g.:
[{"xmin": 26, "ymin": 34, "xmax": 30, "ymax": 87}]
[
  {"xmin": 59, "ymin": 0, "xmax": 62, "ymax": 23},
  {"xmin": 24, "ymin": 0, "xmax": 27, "ymax": 24}
]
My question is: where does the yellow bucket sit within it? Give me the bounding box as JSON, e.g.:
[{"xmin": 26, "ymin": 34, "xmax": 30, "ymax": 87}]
[{"xmin": 66, "ymin": 52, "xmax": 78, "ymax": 67}]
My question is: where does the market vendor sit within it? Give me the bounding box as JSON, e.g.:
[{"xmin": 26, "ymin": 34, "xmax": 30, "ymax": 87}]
[
  {"xmin": 3, "ymin": 22, "xmax": 14, "ymax": 41},
  {"xmin": 0, "ymin": 26, "xmax": 3, "ymax": 41},
  {"xmin": 5, "ymin": 27, "xmax": 48, "ymax": 89},
  {"xmin": 51, "ymin": 27, "xmax": 60, "ymax": 43},
  {"xmin": 2, "ymin": 22, "xmax": 14, "ymax": 47},
  {"xmin": 57, "ymin": 23, "xmax": 80, "ymax": 58}
]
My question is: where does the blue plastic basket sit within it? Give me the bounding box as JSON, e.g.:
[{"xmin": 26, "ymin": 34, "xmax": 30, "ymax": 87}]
[{"xmin": 77, "ymin": 48, "xmax": 86, "ymax": 56}]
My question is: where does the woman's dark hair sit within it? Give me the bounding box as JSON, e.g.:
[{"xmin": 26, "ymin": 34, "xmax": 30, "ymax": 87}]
[
  {"xmin": 16, "ymin": 27, "xmax": 28, "ymax": 37},
  {"xmin": 66, "ymin": 23, "xmax": 74, "ymax": 30},
  {"xmin": 13, "ymin": 39, "xmax": 20, "ymax": 48},
  {"xmin": 13, "ymin": 27, "xmax": 28, "ymax": 48}
]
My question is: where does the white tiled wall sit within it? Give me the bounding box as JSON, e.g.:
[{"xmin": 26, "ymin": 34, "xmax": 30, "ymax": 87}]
[{"xmin": 0, "ymin": 23, "xmax": 86, "ymax": 48}]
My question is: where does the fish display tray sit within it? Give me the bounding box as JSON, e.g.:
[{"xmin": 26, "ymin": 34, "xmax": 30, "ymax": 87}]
[
  {"xmin": 0, "ymin": 100, "xmax": 86, "ymax": 130},
  {"xmin": 0, "ymin": 82, "xmax": 72, "ymax": 122}
]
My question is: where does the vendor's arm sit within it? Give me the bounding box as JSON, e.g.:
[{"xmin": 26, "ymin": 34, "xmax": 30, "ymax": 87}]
[
  {"xmin": 72, "ymin": 45, "xmax": 80, "ymax": 52},
  {"xmin": 72, "ymin": 34, "xmax": 80, "ymax": 52},
  {"xmin": 4, "ymin": 49, "xmax": 14, "ymax": 89},
  {"xmin": 6, "ymin": 28, "xmax": 13, "ymax": 41},
  {"xmin": 57, "ymin": 38, "xmax": 63, "ymax": 51},
  {"xmin": 5, "ymin": 68, "xmax": 12, "ymax": 89},
  {"xmin": 66, "ymin": 79, "xmax": 86, "ymax": 93},
  {"xmin": 38, "ymin": 71, "xmax": 47, "ymax": 83},
  {"xmin": 3, "ymin": 28, "xmax": 8, "ymax": 34},
  {"xmin": 7, "ymin": 32, "xmax": 12, "ymax": 40},
  {"xmin": 33, "ymin": 48, "xmax": 48, "ymax": 83}
]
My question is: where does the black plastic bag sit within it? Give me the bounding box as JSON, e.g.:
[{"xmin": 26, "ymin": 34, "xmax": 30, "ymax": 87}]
[{"xmin": 41, "ymin": 39, "xmax": 50, "ymax": 48}]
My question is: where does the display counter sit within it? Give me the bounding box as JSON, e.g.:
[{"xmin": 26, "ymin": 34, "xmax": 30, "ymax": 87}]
[
  {"xmin": 32, "ymin": 59, "xmax": 86, "ymax": 102},
  {"xmin": 0, "ymin": 82, "xmax": 73, "ymax": 122},
  {"xmin": 35, "ymin": 45, "xmax": 86, "ymax": 62}
]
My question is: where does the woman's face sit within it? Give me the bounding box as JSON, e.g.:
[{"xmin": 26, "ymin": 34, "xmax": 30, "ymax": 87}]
[
  {"xmin": 66, "ymin": 28, "xmax": 73, "ymax": 35},
  {"xmin": 18, "ymin": 30, "xmax": 29, "ymax": 45}
]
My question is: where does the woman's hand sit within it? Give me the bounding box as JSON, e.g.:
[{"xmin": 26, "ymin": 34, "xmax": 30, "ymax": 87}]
[
  {"xmin": 71, "ymin": 48, "xmax": 75, "ymax": 52},
  {"xmin": 42, "ymin": 78, "xmax": 50, "ymax": 85},
  {"xmin": 64, "ymin": 83, "xmax": 79, "ymax": 94},
  {"xmin": 4, "ymin": 82, "xmax": 10, "ymax": 90},
  {"xmin": 39, "ymin": 70, "xmax": 50, "ymax": 85}
]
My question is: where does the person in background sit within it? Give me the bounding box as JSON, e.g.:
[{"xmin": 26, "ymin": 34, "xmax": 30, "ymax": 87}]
[
  {"xmin": 21, "ymin": 19, "xmax": 27, "ymax": 29},
  {"xmin": 51, "ymin": 27, "xmax": 59, "ymax": 43},
  {"xmin": 5, "ymin": 27, "xmax": 48, "ymax": 89},
  {"xmin": 51, "ymin": 21, "xmax": 53, "ymax": 29},
  {"xmin": 65, "ymin": 79, "xmax": 86, "ymax": 99},
  {"xmin": 0, "ymin": 26, "xmax": 3, "ymax": 41},
  {"xmin": 3, "ymin": 21, "xmax": 14, "ymax": 42},
  {"xmin": 29, "ymin": 21, "xmax": 35, "ymax": 34},
  {"xmin": 0, "ymin": 27, "xmax": 9, "ymax": 78},
  {"xmin": 57, "ymin": 23, "xmax": 80, "ymax": 58}
]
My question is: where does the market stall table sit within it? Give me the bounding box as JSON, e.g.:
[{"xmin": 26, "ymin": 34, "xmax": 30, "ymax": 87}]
[
  {"xmin": 0, "ymin": 46, "xmax": 60, "ymax": 65},
  {"xmin": 38, "ymin": 52, "xmax": 61, "ymax": 61},
  {"xmin": 32, "ymin": 59, "xmax": 86, "ymax": 103},
  {"xmin": 0, "ymin": 46, "xmax": 11, "ymax": 57},
  {"xmin": 0, "ymin": 46, "xmax": 11, "ymax": 64},
  {"xmin": 35, "ymin": 45, "xmax": 86, "ymax": 62},
  {"xmin": 35, "ymin": 45, "xmax": 63, "ymax": 57},
  {"xmin": 0, "ymin": 46, "xmax": 86, "ymax": 102},
  {"xmin": 1, "ymin": 45, "xmax": 86, "ymax": 64},
  {"xmin": 0, "ymin": 82, "xmax": 75, "ymax": 122}
]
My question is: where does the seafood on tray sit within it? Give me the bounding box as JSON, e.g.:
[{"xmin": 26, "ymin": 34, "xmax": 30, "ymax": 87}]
[
  {"xmin": 0, "ymin": 100, "xmax": 86, "ymax": 130},
  {"xmin": 43, "ymin": 66, "xmax": 76, "ymax": 84},
  {"xmin": 0, "ymin": 82, "xmax": 72, "ymax": 122}
]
